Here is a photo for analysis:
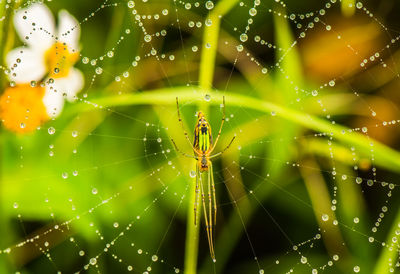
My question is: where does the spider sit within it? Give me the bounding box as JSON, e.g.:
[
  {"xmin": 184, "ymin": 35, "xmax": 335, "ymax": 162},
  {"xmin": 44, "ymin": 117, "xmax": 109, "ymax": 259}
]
[{"xmin": 170, "ymin": 96, "xmax": 235, "ymax": 261}]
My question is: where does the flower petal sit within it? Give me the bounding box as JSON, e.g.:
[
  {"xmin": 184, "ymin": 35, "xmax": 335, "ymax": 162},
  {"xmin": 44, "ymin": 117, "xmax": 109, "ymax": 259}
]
[
  {"xmin": 14, "ymin": 3, "xmax": 55, "ymax": 50},
  {"xmin": 58, "ymin": 10, "xmax": 80, "ymax": 52},
  {"xmin": 42, "ymin": 85, "xmax": 64, "ymax": 118},
  {"xmin": 6, "ymin": 47, "xmax": 47, "ymax": 83},
  {"xmin": 49, "ymin": 68, "xmax": 84, "ymax": 102}
]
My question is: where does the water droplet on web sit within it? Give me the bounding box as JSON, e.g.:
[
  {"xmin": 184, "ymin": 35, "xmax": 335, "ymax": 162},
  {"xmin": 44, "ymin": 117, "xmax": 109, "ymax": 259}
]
[
  {"xmin": 144, "ymin": 34, "xmax": 152, "ymax": 42},
  {"xmin": 249, "ymin": 8, "xmax": 257, "ymax": 16},
  {"xmin": 322, "ymin": 214, "xmax": 329, "ymax": 221},
  {"xmin": 89, "ymin": 258, "xmax": 97, "ymax": 265},
  {"xmin": 138, "ymin": 249, "xmax": 143, "ymax": 254},
  {"xmin": 73, "ymin": 170, "xmax": 78, "ymax": 176},
  {"xmin": 79, "ymin": 250, "xmax": 85, "ymax": 256},
  {"xmin": 113, "ymin": 222, "xmax": 119, "ymax": 228},
  {"xmin": 107, "ymin": 51, "xmax": 114, "ymax": 58},
  {"xmin": 353, "ymin": 266, "xmax": 360, "ymax": 272},
  {"xmin": 329, "ymin": 80, "xmax": 335, "ymax": 87},
  {"xmin": 240, "ymin": 33, "xmax": 248, "ymax": 42},
  {"xmin": 333, "ymin": 254, "xmax": 339, "ymax": 261},
  {"xmin": 205, "ymin": 1, "xmax": 214, "ymax": 10},
  {"xmin": 259, "ymin": 270, "xmax": 264, "ymax": 274},
  {"xmin": 54, "ymin": 68, "xmax": 60, "ymax": 74},
  {"xmin": 127, "ymin": 1, "xmax": 135, "ymax": 8},
  {"xmin": 13, "ymin": 202, "xmax": 19, "ymax": 209},
  {"xmin": 162, "ymin": 9, "xmax": 168, "ymax": 15},
  {"xmin": 362, "ymin": 127, "xmax": 368, "ymax": 133},
  {"xmin": 127, "ymin": 265, "xmax": 133, "ymax": 271},
  {"xmin": 95, "ymin": 67, "xmax": 103, "ymax": 74},
  {"xmin": 189, "ymin": 171, "xmax": 196, "ymax": 178},
  {"xmin": 72, "ymin": 131, "xmax": 78, "ymax": 138},
  {"xmin": 205, "ymin": 19, "xmax": 212, "ymax": 26},
  {"xmin": 204, "ymin": 94, "xmax": 211, "ymax": 101},
  {"xmin": 261, "ymin": 67, "xmax": 268, "ymax": 74},
  {"xmin": 152, "ymin": 255, "xmax": 158, "ymax": 261},
  {"xmin": 30, "ymin": 80, "xmax": 36, "ymax": 87},
  {"xmin": 300, "ymin": 256, "xmax": 307, "ymax": 264},
  {"xmin": 157, "ymin": 138, "xmax": 162, "ymax": 143},
  {"xmin": 192, "ymin": 46, "xmax": 198, "ymax": 52},
  {"xmin": 92, "ymin": 188, "xmax": 98, "ymax": 195},
  {"xmin": 48, "ymin": 127, "xmax": 56, "ymax": 135},
  {"xmin": 20, "ymin": 123, "xmax": 25, "ymax": 129},
  {"xmin": 369, "ymin": 236, "xmax": 374, "ymax": 242},
  {"xmin": 82, "ymin": 57, "xmax": 89, "ymax": 64},
  {"xmin": 62, "ymin": 172, "xmax": 68, "ymax": 179},
  {"xmin": 353, "ymin": 217, "xmax": 359, "ymax": 223},
  {"xmin": 356, "ymin": 177, "xmax": 362, "ymax": 184},
  {"xmin": 312, "ymin": 90, "xmax": 318, "ymax": 96}
]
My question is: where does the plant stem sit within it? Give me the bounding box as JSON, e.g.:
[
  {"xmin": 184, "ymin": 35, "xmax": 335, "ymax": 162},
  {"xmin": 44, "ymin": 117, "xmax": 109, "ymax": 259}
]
[
  {"xmin": 183, "ymin": 1, "xmax": 240, "ymax": 272},
  {"xmin": 82, "ymin": 86, "xmax": 400, "ymax": 172}
]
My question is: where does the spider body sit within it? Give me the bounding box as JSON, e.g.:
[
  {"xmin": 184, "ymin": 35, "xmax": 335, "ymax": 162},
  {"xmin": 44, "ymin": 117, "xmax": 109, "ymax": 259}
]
[
  {"xmin": 194, "ymin": 111, "xmax": 213, "ymax": 172},
  {"xmin": 170, "ymin": 96, "xmax": 235, "ymax": 261}
]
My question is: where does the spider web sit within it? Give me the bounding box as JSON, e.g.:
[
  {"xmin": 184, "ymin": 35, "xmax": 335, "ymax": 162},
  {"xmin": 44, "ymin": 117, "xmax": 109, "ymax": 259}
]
[{"xmin": 1, "ymin": 0, "xmax": 400, "ymax": 273}]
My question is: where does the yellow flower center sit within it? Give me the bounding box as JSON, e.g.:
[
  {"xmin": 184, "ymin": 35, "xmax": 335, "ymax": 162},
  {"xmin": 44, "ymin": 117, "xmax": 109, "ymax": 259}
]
[
  {"xmin": 45, "ymin": 42, "xmax": 79, "ymax": 78},
  {"xmin": 0, "ymin": 84, "xmax": 49, "ymax": 133}
]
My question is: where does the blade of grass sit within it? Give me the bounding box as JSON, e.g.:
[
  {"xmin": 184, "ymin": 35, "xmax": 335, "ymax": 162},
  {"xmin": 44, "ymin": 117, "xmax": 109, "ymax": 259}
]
[{"xmin": 76, "ymin": 87, "xmax": 400, "ymax": 173}]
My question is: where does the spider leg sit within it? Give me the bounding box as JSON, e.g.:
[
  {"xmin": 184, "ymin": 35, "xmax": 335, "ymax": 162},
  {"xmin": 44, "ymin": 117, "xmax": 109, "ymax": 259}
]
[
  {"xmin": 210, "ymin": 162, "xmax": 217, "ymax": 225},
  {"xmin": 200, "ymin": 171, "xmax": 216, "ymax": 261},
  {"xmin": 194, "ymin": 164, "xmax": 200, "ymax": 226},
  {"xmin": 176, "ymin": 97, "xmax": 195, "ymax": 150},
  {"xmin": 210, "ymin": 96, "xmax": 225, "ymax": 152},
  {"xmin": 209, "ymin": 136, "xmax": 236, "ymax": 159},
  {"xmin": 171, "ymin": 139, "xmax": 197, "ymax": 159}
]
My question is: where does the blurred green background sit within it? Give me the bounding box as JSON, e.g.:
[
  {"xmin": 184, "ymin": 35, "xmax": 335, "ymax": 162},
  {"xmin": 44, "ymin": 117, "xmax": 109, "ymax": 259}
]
[{"xmin": 1, "ymin": 0, "xmax": 400, "ymax": 273}]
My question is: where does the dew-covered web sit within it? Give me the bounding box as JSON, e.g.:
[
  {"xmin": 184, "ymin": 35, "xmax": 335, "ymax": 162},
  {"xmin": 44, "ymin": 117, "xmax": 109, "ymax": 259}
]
[{"xmin": 1, "ymin": 0, "xmax": 400, "ymax": 273}]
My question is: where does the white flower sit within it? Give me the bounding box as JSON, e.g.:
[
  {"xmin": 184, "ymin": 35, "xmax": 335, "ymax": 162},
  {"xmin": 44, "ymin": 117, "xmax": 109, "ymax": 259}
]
[{"xmin": 2, "ymin": 3, "xmax": 83, "ymax": 132}]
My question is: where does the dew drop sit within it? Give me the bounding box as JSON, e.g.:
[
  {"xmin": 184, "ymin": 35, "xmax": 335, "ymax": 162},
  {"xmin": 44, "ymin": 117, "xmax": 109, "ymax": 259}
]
[
  {"xmin": 89, "ymin": 258, "xmax": 97, "ymax": 265},
  {"xmin": 152, "ymin": 255, "xmax": 158, "ymax": 262},
  {"xmin": 240, "ymin": 33, "xmax": 248, "ymax": 42},
  {"xmin": 95, "ymin": 67, "xmax": 103, "ymax": 74},
  {"xmin": 322, "ymin": 214, "xmax": 329, "ymax": 221},
  {"xmin": 144, "ymin": 34, "xmax": 152, "ymax": 42},
  {"xmin": 204, "ymin": 94, "xmax": 211, "ymax": 101},
  {"xmin": 249, "ymin": 8, "xmax": 257, "ymax": 16},
  {"xmin": 189, "ymin": 170, "xmax": 196, "ymax": 178},
  {"xmin": 205, "ymin": 1, "xmax": 214, "ymax": 10},
  {"xmin": 48, "ymin": 127, "xmax": 56, "ymax": 135},
  {"xmin": 127, "ymin": 1, "xmax": 135, "ymax": 8}
]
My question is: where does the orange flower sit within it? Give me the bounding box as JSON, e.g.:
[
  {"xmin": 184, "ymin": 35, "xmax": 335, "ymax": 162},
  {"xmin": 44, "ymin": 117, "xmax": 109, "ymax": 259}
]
[
  {"xmin": 0, "ymin": 3, "xmax": 84, "ymax": 133},
  {"xmin": 0, "ymin": 85, "xmax": 48, "ymax": 133}
]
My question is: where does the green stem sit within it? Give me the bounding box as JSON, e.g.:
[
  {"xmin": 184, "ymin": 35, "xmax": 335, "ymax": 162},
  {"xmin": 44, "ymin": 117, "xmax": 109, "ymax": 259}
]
[
  {"xmin": 183, "ymin": 1, "xmax": 240, "ymax": 272},
  {"xmin": 79, "ymin": 87, "xmax": 400, "ymax": 172},
  {"xmin": 198, "ymin": 0, "xmax": 239, "ymax": 112}
]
